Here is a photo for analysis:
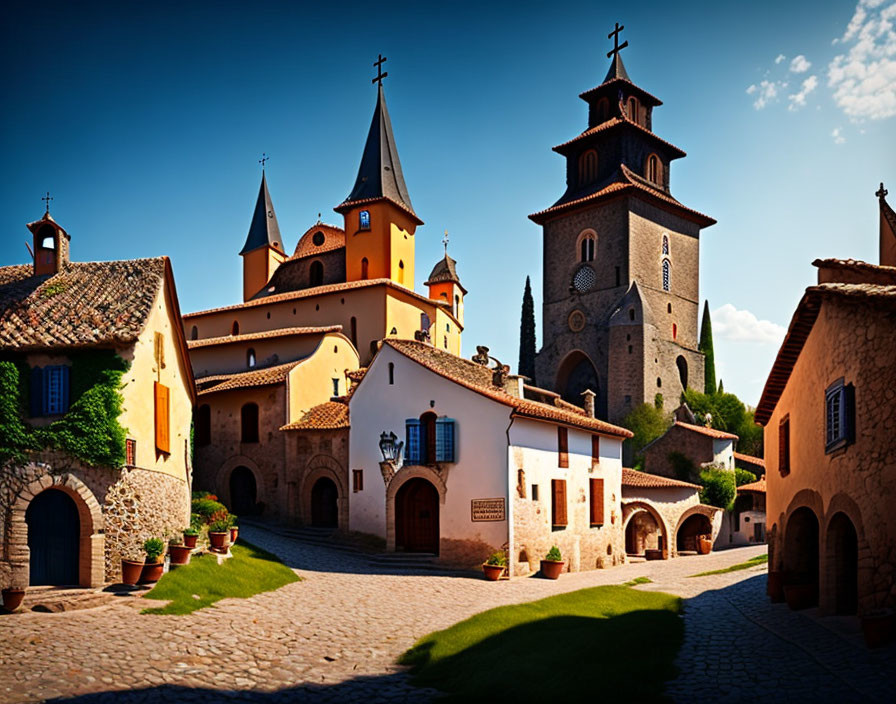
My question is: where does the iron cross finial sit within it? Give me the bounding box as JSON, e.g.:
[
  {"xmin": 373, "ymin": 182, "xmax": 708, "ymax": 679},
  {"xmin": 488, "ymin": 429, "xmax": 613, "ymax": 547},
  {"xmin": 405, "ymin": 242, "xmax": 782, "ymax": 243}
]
[
  {"xmin": 607, "ymin": 22, "xmax": 629, "ymax": 60},
  {"xmin": 443, "ymin": 229, "xmax": 449, "ymax": 255},
  {"xmin": 372, "ymin": 54, "xmax": 388, "ymax": 86},
  {"xmin": 259, "ymin": 153, "xmax": 269, "ymax": 170},
  {"xmin": 876, "ymin": 182, "xmax": 888, "ymax": 200},
  {"xmin": 41, "ymin": 191, "xmax": 53, "ymax": 214}
]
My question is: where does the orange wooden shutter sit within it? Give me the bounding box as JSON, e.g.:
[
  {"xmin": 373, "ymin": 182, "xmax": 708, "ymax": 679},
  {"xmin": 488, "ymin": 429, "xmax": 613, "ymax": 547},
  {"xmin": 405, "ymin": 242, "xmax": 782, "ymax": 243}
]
[
  {"xmin": 551, "ymin": 479, "xmax": 567, "ymax": 527},
  {"xmin": 154, "ymin": 381, "xmax": 170, "ymax": 454},
  {"xmin": 591, "ymin": 435, "xmax": 600, "ymax": 467},
  {"xmin": 590, "ymin": 478, "xmax": 604, "ymax": 526},
  {"xmin": 558, "ymin": 427, "xmax": 569, "ymax": 468}
]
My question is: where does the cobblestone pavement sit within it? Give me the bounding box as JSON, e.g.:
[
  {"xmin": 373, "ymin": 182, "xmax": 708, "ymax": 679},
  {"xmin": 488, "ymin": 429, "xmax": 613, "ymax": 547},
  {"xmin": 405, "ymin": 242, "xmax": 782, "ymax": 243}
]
[{"xmin": 0, "ymin": 526, "xmax": 892, "ymax": 703}]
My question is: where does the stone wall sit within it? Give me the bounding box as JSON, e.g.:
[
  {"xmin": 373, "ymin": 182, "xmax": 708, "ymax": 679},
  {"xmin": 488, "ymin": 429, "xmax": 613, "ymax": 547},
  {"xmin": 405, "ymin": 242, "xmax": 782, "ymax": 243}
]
[
  {"xmin": 643, "ymin": 425, "xmax": 715, "ymax": 480},
  {"xmin": 285, "ymin": 428, "xmax": 349, "ymax": 529}
]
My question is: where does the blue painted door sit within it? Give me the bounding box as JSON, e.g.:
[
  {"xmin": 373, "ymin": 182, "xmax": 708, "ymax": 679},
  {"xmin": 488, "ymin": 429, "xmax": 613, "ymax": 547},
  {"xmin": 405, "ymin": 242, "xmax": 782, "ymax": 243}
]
[{"xmin": 26, "ymin": 489, "xmax": 80, "ymax": 586}]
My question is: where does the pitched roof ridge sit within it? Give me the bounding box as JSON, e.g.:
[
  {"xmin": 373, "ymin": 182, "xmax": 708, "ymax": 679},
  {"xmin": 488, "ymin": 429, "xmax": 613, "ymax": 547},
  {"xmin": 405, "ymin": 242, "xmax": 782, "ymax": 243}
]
[
  {"xmin": 673, "ymin": 420, "xmax": 739, "ymax": 440},
  {"xmin": 621, "ymin": 467, "xmax": 701, "ymax": 490},
  {"xmin": 187, "ymin": 325, "xmax": 343, "ymax": 349},
  {"xmin": 280, "ymin": 400, "xmax": 350, "ymax": 431},
  {"xmin": 733, "ymin": 451, "xmax": 765, "ymax": 467}
]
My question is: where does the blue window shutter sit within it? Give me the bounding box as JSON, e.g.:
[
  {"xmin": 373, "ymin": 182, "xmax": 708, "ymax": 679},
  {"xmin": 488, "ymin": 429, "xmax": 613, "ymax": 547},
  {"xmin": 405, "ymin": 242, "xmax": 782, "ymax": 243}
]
[
  {"xmin": 60, "ymin": 365, "xmax": 70, "ymax": 413},
  {"xmin": 436, "ymin": 419, "xmax": 456, "ymax": 462},
  {"xmin": 30, "ymin": 367, "xmax": 43, "ymax": 417},
  {"xmin": 42, "ymin": 367, "xmax": 51, "ymax": 415},
  {"xmin": 406, "ymin": 419, "xmax": 421, "ymax": 464}
]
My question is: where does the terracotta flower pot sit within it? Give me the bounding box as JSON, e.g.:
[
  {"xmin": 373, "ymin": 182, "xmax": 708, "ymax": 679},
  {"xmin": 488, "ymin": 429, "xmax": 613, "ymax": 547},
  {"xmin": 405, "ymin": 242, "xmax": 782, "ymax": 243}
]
[
  {"xmin": 139, "ymin": 560, "xmax": 165, "ymax": 584},
  {"xmin": 121, "ymin": 558, "xmax": 145, "ymax": 586},
  {"xmin": 209, "ymin": 531, "xmax": 229, "ymax": 549},
  {"xmin": 230, "ymin": 527, "xmax": 239, "ymax": 544},
  {"xmin": 540, "ymin": 559, "xmax": 564, "ymax": 580},
  {"xmin": 183, "ymin": 534, "xmax": 198, "ymax": 549},
  {"xmin": 168, "ymin": 544, "xmax": 193, "ymax": 566},
  {"xmin": 1, "ymin": 588, "xmax": 26, "ymax": 613},
  {"xmin": 482, "ymin": 564, "xmax": 505, "ymax": 581},
  {"xmin": 783, "ymin": 583, "xmax": 817, "ymax": 611},
  {"xmin": 861, "ymin": 610, "xmax": 895, "ymax": 649},
  {"xmin": 767, "ymin": 571, "xmax": 785, "ymax": 603},
  {"xmin": 697, "ymin": 538, "xmax": 713, "ymax": 555}
]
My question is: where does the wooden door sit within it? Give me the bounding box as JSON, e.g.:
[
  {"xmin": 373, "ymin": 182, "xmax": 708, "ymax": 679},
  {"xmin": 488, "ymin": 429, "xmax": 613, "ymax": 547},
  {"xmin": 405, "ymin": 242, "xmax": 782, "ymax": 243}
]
[
  {"xmin": 230, "ymin": 466, "xmax": 257, "ymax": 515},
  {"xmin": 310, "ymin": 478, "xmax": 339, "ymax": 528},
  {"xmin": 395, "ymin": 478, "xmax": 439, "ymax": 554},
  {"xmin": 26, "ymin": 489, "xmax": 80, "ymax": 586}
]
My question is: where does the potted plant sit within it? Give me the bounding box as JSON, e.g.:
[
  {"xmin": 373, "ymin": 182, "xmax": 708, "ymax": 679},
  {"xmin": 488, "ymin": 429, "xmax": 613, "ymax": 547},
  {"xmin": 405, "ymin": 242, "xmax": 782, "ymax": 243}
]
[
  {"xmin": 540, "ymin": 546, "xmax": 565, "ymax": 579},
  {"xmin": 483, "ymin": 551, "xmax": 507, "ymax": 581},
  {"xmin": 168, "ymin": 537, "xmax": 193, "ymax": 566},
  {"xmin": 208, "ymin": 512, "xmax": 232, "ymax": 550},
  {"xmin": 1, "ymin": 585, "xmax": 26, "ymax": 613},
  {"xmin": 139, "ymin": 538, "xmax": 166, "ymax": 584},
  {"xmin": 861, "ymin": 608, "xmax": 895, "ymax": 648},
  {"xmin": 697, "ymin": 534, "xmax": 713, "ymax": 555},
  {"xmin": 229, "ymin": 514, "xmax": 239, "ymax": 545},
  {"xmin": 183, "ymin": 526, "xmax": 199, "ymax": 549},
  {"xmin": 121, "ymin": 550, "xmax": 145, "ymax": 586}
]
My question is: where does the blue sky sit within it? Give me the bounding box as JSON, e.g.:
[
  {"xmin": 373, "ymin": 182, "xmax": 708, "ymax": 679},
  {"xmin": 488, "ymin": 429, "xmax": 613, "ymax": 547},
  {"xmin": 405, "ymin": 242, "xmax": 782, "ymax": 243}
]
[{"xmin": 2, "ymin": 0, "xmax": 894, "ymax": 406}]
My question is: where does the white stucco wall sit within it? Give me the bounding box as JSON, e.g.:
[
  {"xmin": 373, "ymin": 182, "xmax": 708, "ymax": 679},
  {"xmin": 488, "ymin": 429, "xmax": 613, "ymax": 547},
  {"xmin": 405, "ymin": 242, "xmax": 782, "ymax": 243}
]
[{"xmin": 712, "ymin": 438, "xmax": 735, "ymax": 469}]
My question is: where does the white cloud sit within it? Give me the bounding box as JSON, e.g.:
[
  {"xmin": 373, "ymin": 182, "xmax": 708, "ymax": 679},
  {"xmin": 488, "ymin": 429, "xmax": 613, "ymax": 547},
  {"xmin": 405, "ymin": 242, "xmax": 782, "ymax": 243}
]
[
  {"xmin": 712, "ymin": 304, "xmax": 787, "ymax": 346},
  {"xmin": 790, "ymin": 55, "xmax": 812, "ymax": 73},
  {"xmin": 775, "ymin": 53, "xmax": 787, "ymax": 64},
  {"xmin": 746, "ymin": 80, "xmax": 786, "ymax": 109},
  {"xmin": 832, "ymin": 126, "xmax": 847, "ymax": 143},
  {"xmin": 828, "ymin": 0, "xmax": 896, "ymax": 121},
  {"xmin": 788, "ymin": 75, "xmax": 819, "ymax": 110}
]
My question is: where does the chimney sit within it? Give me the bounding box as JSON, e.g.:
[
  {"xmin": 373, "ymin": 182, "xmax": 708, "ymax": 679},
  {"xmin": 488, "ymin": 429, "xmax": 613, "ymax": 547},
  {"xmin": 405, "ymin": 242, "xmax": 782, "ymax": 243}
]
[{"xmin": 581, "ymin": 389, "xmax": 596, "ymax": 418}]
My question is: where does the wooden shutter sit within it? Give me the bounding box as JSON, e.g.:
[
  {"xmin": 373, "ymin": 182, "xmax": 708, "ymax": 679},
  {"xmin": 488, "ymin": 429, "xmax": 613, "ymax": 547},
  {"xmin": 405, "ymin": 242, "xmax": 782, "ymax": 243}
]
[
  {"xmin": 591, "ymin": 435, "xmax": 600, "ymax": 467},
  {"xmin": 405, "ymin": 419, "xmax": 421, "ymax": 464},
  {"xmin": 154, "ymin": 381, "xmax": 170, "ymax": 454},
  {"xmin": 558, "ymin": 427, "xmax": 569, "ymax": 468},
  {"xmin": 590, "ymin": 478, "xmax": 604, "ymax": 526},
  {"xmin": 352, "ymin": 469, "xmax": 363, "ymax": 492},
  {"xmin": 551, "ymin": 479, "xmax": 567, "ymax": 527},
  {"xmin": 778, "ymin": 416, "xmax": 789, "ymax": 476}
]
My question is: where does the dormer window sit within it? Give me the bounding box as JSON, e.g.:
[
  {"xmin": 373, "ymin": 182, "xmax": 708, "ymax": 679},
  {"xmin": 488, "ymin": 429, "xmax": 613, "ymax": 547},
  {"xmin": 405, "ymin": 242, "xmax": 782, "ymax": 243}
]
[
  {"xmin": 359, "ymin": 210, "xmax": 370, "ymax": 230},
  {"xmin": 578, "ymin": 149, "xmax": 598, "ymax": 186}
]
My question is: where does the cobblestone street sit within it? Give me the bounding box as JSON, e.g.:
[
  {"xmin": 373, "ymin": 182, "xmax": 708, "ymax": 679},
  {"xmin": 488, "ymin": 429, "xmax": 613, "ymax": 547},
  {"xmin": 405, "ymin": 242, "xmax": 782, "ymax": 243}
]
[{"xmin": 1, "ymin": 525, "xmax": 893, "ymax": 703}]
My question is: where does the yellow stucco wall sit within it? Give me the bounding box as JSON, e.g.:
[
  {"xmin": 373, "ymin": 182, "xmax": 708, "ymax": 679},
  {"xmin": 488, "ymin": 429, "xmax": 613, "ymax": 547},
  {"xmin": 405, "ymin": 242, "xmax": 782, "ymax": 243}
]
[
  {"xmin": 242, "ymin": 246, "xmax": 287, "ymax": 302},
  {"xmin": 286, "ymin": 332, "xmax": 360, "ymax": 420},
  {"xmin": 342, "ymin": 201, "xmax": 417, "ymax": 286},
  {"xmin": 190, "ymin": 333, "xmax": 331, "ymax": 378}
]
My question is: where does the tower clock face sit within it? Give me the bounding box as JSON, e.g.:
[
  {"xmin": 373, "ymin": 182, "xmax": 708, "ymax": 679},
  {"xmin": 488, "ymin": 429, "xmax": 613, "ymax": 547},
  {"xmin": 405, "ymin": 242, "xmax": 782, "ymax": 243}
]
[{"xmin": 573, "ymin": 265, "xmax": 596, "ymax": 293}]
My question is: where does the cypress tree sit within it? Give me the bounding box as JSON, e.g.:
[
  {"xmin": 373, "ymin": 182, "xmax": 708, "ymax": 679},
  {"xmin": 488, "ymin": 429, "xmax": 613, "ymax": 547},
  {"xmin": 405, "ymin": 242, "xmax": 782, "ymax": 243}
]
[
  {"xmin": 718, "ymin": 379, "xmax": 724, "ymax": 394},
  {"xmin": 518, "ymin": 276, "xmax": 537, "ymax": 382},
  {"xmin": 699, "ymin": 300, "xmax": 717, "ymax": 395}
]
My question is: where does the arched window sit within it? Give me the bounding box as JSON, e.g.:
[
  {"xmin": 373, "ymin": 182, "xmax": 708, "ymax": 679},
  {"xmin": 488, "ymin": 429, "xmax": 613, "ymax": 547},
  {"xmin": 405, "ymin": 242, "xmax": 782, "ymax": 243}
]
[
  {"xmin": 231, "ymin": 320, "xmax": 240, "ymax": 336},
  {"xmin": 578, "ymin": 149, "xmax": 598, "ymax": 185},
  {"xmin": 196, "ymin": 404, "xmax": 211, "ymax": 446},
  {"xmin": 672, "ymin": 323, "xmax": 678, "ymax": 339},
  {"xmin": 310, "ymin": 260, "xmax": 324, "ymax": 287},
  {"xmin": 454, "ymin": 294, "xmax": 460, "ymax": 317},
  {"xmin": 597, "ymin": 97, "xmax": 609, "ymax": 122},
  {"xmin": 190, "ymin": 325, "xmax": 198, "ymax": 340},
  {"xmin": 662, "ymin": 234, "xmax": 669, "ymax": 256},
  {"xmin": 398, "ymin": 260, "xmax": 405, "ymax": 285},
  {"xmin": 628, "ymin": 97, "xmax": 639, "ymax": 123},
  {"xmin": 360, "ymin": 257, "xmax": 369, "ymax": 280},
  {"xmin": 662, "ymin": 259, "xmax": 671, "ymax": 291},
  {"xmin": 420, "ymin": 411, "xmax": 437, "ymax": 465},
  {"xmin": 646, "ymin": 154, "xmax": 661, "ymax": 185},
  {"xmin": 241, "ymin": 403, "xmax": 259, "ymax": 443},
  {"xmin": 388, "ymin": 362, "xmax": 395, "ymax": 385},
  {"xmin": 580, "ymin": 233, "xmax": 596, "ymax": 262},
  {"xmin": 247, "ymin": 348, "xmax": 256, "ymax": 368},
  {"xmin": 350, "ymin": 316, "xmax": 358, "ymax": 347}
]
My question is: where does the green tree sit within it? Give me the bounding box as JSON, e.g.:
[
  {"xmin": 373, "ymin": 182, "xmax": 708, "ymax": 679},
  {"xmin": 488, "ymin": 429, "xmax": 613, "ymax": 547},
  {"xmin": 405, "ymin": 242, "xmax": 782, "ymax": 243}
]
[
  {"xmin": 699, "ymin": 467, "xmax": 736, "ymax": 510},
  {"xmin": 699, "ymin": 301, "xmax": 716, "ymax": 395},
  {"xmin": 620, "ymin": 403, "xmax": 670, "ymax": 469},
  {"xmin": 518, "ymin": 276, "xmax": 537, "ymax": 382},
  {"xmin": 717, "ymin": 378, "xmax": 724, "ymax": 394}
]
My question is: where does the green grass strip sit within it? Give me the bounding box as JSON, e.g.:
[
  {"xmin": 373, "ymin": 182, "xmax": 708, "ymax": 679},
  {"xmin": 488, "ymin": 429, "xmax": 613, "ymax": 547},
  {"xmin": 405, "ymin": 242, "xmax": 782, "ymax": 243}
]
[
  {"xmin": 141, "ymin": 540, "xmax": 300, "ymax": 615},
  {"xmin": 689, "ymin": 552, "xmax": 768, "ymax": 577},
  {"xmin": 400, "ymin": 585, "xmax": 683, "ymax": 702},
  {"xmin": 624, "ymin": 576, "xmax": 653, "ymax": 586}
]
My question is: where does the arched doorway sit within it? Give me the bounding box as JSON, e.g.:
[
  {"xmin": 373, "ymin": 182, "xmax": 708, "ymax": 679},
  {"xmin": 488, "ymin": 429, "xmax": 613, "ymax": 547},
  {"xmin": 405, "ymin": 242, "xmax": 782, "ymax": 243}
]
[
  {"xmin": 677, "ymin": 513, "xmax": 712, "ymax": 553},
  {"xmin": 26, "ymin": 489, "xmax": 80, "ymax": 586},
  {"xmin": 395, "ymin": 478, "xmax": 439, "ymax": 553},
  {"xmin": 827, "ymin": 512, "xmax": 858, "ymax": 615},
  {"xmin": 784, "ymin": 507, "xmax": 819, "ymax": 603},
  {"xmin": 230, "ymin": 466, "xmax": 257, "ymax": 515},
  {"xmin": 310, "ymin": 477, "xmax": 339, "ymax": 528},
  {"xmin": 556, "ymin": 351, "xmax": 601, "ymax": 414},
  {"xmin": 625, "ymin": 509, "xmax": 661, "ymax": 555}
]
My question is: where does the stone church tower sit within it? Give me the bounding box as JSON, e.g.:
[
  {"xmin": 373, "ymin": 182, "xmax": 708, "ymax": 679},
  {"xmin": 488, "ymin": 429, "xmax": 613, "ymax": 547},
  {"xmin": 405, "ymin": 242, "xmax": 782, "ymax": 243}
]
[{"xmin": 530, "ymin": 30, "xmax": 715, "ymax": 423}]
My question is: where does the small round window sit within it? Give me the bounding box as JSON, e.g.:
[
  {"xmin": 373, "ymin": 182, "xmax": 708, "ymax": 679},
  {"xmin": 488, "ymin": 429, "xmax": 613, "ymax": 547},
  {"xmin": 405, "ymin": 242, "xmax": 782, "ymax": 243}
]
[
  {"xmin": 573, "ymin": 265, "xmax": 596, "ymax": 293},
  {"xmin": 312, "ymin": 231, "xmax": 325, "ymax": 246}
]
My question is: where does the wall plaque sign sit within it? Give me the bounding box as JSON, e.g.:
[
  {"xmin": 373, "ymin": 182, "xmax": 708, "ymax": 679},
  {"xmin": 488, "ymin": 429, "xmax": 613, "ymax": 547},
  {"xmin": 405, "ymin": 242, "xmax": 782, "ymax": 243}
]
[{"xmin": 471, "ymin": 498, "xmax": 506, "ymax": 522}]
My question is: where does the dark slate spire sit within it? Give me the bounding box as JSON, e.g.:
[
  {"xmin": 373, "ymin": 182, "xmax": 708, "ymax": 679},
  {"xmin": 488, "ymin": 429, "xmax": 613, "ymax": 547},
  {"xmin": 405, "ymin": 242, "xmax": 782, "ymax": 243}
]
[
  {"xmin": 603, "ymin": 52, "xmax": 631, "ymax": 83},
  {"xmin": 240, "ymin": 172, "xmax": 283, "ymax": 255},
  {"xmin": 340, "ymin": 84, "xmax": 418, "ymax": 219}
]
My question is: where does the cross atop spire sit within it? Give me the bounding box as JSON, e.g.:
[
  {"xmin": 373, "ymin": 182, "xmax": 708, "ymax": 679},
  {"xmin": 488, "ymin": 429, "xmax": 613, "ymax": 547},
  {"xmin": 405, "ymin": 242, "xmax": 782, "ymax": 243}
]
[
  {"xmin": 259, "ymin": 153, "xmax": 269, "ymax": 170},
  {"xmin": 41, "ymin": 191, "xmax": 53, "ymax": 214},
  {"xmin": 607, "ymin": 22, "xmax": 628, "ymax": 60},
  {"xmin": 372, "ymin": 54, "xmax": 388, "ymax": 87},
  {"xmin": 877, "ymin": 182, "xmax": 888, "ymax": 200}
]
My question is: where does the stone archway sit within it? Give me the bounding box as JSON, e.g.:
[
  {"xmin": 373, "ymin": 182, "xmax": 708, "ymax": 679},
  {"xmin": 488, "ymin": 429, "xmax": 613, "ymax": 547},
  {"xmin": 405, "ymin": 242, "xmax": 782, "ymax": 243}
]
[
  {"xmin": 299, "ymin": 455, "xmax": 348, "ymax": 531},
  {"xmin": 826, "ymin": 512, "xmax": 858, "ymax": 615},
  {"xmin": 556, "ymin": 350, "xmax": 601, "ymax": 412},
  {"xmin": 622, "ymin": 501, "xmax": 671, "ymax": 558},
  {"xmin": 215, "ymin": 456, "xmax": 266, "ymax": 515},
  {"xmin": 229, "ymin": 466, "xmax": 258, "ymax": 516},
  {"xmin": 673, "ymin": 505, "xmax": 720, "ymax": 555},
  {"xmin": 784, "ymin": 506, "xmax": 820, "ymax": 605},
  {"xmin": 676, "ymin": 513, "xmax": 712, "ymax": 553},
  {"xmin": 385, "ymin": 465, "xmax": 447, "ymax": 552},
  {"xmin": 9, "ymin": 472, "xmax": 104, "ymax": 588}
]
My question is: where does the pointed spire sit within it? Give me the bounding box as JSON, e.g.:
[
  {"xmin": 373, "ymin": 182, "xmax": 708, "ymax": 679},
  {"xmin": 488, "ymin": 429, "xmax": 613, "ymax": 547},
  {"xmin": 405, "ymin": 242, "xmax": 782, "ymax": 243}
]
[
  {"xmin": 339, "ymin": 83, "xmax": 418, "ymax": 220},
  {"xmin": 603, "ymin": 52, "xmax": 631, "ymax": 83},
  {"xmin": 240, "ymin": 171, "xmax": 283, "ymax": 255}
]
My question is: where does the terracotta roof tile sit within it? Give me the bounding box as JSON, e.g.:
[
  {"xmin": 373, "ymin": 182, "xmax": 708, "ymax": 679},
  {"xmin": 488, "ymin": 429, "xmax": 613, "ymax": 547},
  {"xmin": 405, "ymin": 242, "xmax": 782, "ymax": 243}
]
[
  {"xmin": 738, "ymin": 476, "xmax": 767, "ymax": 494},
  {"xmin": 188, "ymin": 326, "xmax": 342, "ymax": 349},
  {"xmin": 734, "ymin": 452, "xmax": 765, "ymax": 468},
  {"xmin": 196, "ymin": 360, "xmax": 301, "ymax": 395},
  {"xmin": 621, "ymin": 468, "xmax": 701, "ymax": 490},
  {"xmin": 0, "ymin": 258, "xmax": 166, "ymax": 350},
  {"xmin": 579, "ymin": 76, "xmax": 662, "ymax": 106},
  {"xmin": 280, "ymin": 401, "xmax": 349, "ymax": 431},
  {"xmin": 290, "ymin": 224, "xmax": 345, "ymax": 260},
  {"xmin": 553, "ymin": 113, "xmax": 685, "ymax": 157},
  {"xmin": 382, "ymin": 339, "xmax": 633, "ymax": 438},
  {"xmin": 673, "ymin": 421, "xmax": 738, "ymax": 440}
]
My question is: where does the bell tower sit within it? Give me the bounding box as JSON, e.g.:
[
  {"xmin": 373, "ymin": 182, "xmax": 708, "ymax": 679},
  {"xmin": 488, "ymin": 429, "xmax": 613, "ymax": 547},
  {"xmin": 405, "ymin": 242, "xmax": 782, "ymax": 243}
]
[
  {"xmin": 27, "ymin": 195, "xmax": 70, "ymax": 277},
  {"xmin": 240, "ymin": 165, "xmax": 286, "ymax": 301},
  {"xmin": 530, "ymin": 25, "xmax": 715, "ymax": 423}
]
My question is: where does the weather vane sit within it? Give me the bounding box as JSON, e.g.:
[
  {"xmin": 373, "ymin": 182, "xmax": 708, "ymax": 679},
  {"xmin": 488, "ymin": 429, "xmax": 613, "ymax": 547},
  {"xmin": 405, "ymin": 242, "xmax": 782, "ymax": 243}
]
[
  {"xmin": 259, "ymin": 153, "xmax": 269, "ymax": 169},
  {"xmin": 373, "ymin": 54, "xmax": 388, "ymax": 86},
  {"xmin": 443, "ymin": 229, "xmax": 449, "ymax": 255},
  {"xmin": 607, "ymin": 22, "xmax": 628, "ymax": 60},
  {"xmin": 41, "ymin": 191, "xmax": 53, "ymax": 214}
]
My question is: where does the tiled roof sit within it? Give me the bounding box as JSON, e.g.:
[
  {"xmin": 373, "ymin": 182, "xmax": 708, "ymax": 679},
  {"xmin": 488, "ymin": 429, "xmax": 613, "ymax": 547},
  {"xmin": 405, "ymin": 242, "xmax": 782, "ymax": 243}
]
[
  {"xmin": 188, "ymin": 326, "xmax": 342, "ymax": 349},
  {"xmin": 738, "ymin": 476, "xmax": 767, "ymax": 494},
  {"xmin": 425, "ymin": 254, "xmax": 466, "ymax": 293},
  {"xmin": 0, "ymin": 258, "xmax": 166, "ymax": 350},
  {"xmin": 290, "ymin": 224, "xmax": 345, "ymax": 260},
  {"xmin": 381, "ymin": 339, "xmax": 633, "ymax": 438},
  {"xmin": 579, "ymin": 75, "xmax": 662, "ymax": 106},
  {"xmin": 346, "ymin": 368, "xmax": 367, "ymax": 382},
  {"xmin": 734, "ymin": 452, "xmax": 765, "ymax": 468},
  {"xmin": 280, "ymin": 401, "xmax": 349, "ymax": 431},
  {"xmin": 673, "ymin": 421, "xmax": 739, "ymax": 440},
  {"xmin": 196, "ymin": 360, "xmax": 301, "ymax": 395},
  {"xmin": 553, "ymin": 113, "xmax": 685, "ymax": 157},
  {"xmin": 621, "ymin": 468, "xmax": 701, "ymax": 490},
  {"xmin": 756, "ymin": 282, "xmax": 896, "ymax": 425},
  {"xmin": 184, "ymin": 278, "xmax": 454, "ymax": 321}
]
